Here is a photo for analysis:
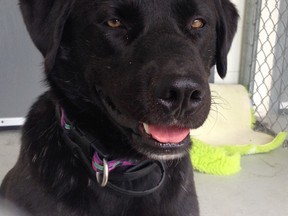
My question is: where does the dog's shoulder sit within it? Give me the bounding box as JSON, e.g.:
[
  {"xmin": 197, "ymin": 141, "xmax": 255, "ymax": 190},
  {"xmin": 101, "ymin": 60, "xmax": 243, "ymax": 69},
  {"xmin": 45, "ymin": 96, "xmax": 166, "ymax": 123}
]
[
  {"xmin": 0, "ymin": 160, "xmax": 58, "ymax": 215},
  {"xmin": 0, "ymin": 91, "xmax": 58, "ymax": 206}
]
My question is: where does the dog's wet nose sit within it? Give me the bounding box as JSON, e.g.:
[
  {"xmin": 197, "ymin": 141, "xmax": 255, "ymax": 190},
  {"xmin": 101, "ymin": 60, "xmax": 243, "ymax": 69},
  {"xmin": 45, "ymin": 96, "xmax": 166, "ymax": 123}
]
[{"xmin": 155, "ymin": 76, "xmax": 205, "ymax": 117}]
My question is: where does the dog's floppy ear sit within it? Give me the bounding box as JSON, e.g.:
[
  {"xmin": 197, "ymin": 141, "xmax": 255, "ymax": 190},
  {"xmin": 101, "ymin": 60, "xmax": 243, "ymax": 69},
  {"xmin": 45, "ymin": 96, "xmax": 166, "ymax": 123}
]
[
  {"xmin": 19, "ymin": 0, "xmax": 76, "ymax": 72},
  {"xmin": 215, "ymin": 0, "xmax": 239, "ymax": 79}
]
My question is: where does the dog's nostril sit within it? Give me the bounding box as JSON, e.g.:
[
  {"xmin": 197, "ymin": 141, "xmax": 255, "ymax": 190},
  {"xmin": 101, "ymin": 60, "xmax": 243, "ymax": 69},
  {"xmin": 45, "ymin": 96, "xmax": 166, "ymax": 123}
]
[
  {"xmin": 165, "ymin": 89, "xmax": 178, "ymax": 101},
  {"xmin": 190, "ymin": 90, "xmax": 202, "ymax": 102}
]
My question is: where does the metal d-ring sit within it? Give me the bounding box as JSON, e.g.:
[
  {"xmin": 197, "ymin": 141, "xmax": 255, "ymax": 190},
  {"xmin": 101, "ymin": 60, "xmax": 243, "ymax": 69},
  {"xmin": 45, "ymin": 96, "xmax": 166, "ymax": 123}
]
[{"xmin": 96, "ymin": 158, "xmax": 109, "ymax": 187}]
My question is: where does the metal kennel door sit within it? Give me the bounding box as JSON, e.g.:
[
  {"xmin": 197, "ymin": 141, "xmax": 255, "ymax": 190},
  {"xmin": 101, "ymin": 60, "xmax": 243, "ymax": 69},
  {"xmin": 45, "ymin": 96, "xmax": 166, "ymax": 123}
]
[{"xmin": 240, "ymin": 0, "xmax": 288, "ymax": 144}]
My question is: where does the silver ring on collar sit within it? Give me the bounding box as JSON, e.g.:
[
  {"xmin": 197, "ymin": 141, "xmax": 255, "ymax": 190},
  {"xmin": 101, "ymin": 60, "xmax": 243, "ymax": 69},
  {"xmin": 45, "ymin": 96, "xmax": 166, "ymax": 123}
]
[{"xmin": 96, "ymin": 158, "xmax": 109, "ymax": 187}]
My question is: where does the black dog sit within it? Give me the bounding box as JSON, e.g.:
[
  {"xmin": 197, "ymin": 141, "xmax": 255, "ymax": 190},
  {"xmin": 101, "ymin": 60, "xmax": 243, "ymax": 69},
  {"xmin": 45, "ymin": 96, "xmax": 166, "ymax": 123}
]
[{"xmin": 0, "ymin": 0, "xmax": 238, "ymax": 215}]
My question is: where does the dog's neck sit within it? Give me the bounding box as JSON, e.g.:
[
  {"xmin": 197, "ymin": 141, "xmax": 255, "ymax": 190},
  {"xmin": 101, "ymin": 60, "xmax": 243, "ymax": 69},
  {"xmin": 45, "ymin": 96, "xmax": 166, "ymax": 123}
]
[{"xmin": 57, "ymin": 106, "xmax": 166, "ymax": 197}]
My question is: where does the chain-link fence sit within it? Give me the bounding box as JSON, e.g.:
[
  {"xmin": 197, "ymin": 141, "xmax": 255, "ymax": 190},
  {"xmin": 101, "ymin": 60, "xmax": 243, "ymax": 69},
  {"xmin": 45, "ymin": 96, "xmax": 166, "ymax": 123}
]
[{"xmin": 240, "ymin": 0, "xmax": 288, "ymax": 146}]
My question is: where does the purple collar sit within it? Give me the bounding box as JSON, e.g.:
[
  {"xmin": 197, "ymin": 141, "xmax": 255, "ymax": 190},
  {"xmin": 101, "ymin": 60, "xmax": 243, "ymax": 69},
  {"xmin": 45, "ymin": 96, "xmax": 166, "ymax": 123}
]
[
  {"xmin": 92, "ymin": 152, "xmax": 136, "ymax": 187},
  {"xmin": 92, "ymin": 152, "xmax": 136, "ymax": 173},
  {"xmin": 60, "ymin": 108, "xmax": 137, "ymax": 186},
  {"xmin": 58, "ymin": 106, "xmax": 166, "ymax": 196}
]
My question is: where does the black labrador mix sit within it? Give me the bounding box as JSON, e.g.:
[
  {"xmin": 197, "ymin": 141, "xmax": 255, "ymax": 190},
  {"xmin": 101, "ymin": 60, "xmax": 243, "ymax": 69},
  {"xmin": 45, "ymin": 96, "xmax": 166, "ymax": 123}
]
[{"xmin": 0, "ymin": 0, "xmax": 238, "ymax": 215}]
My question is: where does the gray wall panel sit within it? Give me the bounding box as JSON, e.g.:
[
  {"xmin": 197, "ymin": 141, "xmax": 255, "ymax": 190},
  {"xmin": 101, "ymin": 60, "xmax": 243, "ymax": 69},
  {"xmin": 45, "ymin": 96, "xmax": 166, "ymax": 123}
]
[{"xmin": 0, "ymin": 0, "xmax": 45, "ymax": 123}]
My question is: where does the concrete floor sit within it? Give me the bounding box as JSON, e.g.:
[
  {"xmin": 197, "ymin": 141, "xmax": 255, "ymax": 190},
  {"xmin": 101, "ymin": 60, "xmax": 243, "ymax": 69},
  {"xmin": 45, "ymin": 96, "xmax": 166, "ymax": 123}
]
[{"xmin": 0, "ymin": 129, "xmax": 287, "ymax": 216}]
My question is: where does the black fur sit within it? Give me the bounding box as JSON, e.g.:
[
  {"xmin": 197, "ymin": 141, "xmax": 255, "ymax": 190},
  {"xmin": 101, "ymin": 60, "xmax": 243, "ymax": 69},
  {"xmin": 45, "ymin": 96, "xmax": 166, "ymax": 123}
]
[{"xmin": 0, "ymin": 0, "xmax": 238, "ymax": 215}]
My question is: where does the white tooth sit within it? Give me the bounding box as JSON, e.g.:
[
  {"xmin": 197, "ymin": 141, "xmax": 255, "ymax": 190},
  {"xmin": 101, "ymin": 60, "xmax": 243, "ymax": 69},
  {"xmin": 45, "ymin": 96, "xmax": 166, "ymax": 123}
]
[{"xmin": 143, "ymin": 123, "xmax": 151, "ymax": 135}]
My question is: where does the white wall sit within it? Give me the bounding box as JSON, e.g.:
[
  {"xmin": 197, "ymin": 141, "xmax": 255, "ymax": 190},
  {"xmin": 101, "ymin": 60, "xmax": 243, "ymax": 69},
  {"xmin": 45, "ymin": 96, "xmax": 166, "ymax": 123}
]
[{"xmin": 214, "ymin": 0, "xmax": 246, "ymax": 84}]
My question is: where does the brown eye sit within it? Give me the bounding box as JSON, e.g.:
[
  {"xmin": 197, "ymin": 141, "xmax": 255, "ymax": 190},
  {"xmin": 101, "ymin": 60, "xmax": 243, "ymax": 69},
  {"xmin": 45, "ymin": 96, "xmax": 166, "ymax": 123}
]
[
  {"xmin": 107, "ymin": 19, "xmax": 122, "ymax": 28},
  {"xmin": 191, "ymin": 19, "xmax": 205, "ymax": 29}
]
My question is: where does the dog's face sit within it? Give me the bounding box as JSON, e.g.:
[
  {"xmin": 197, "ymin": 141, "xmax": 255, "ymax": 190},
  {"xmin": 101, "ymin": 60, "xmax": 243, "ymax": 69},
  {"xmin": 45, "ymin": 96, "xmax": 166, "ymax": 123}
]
[{"xmin": 20, "ymin": 0, "xmax": 238, "ymax": 160}]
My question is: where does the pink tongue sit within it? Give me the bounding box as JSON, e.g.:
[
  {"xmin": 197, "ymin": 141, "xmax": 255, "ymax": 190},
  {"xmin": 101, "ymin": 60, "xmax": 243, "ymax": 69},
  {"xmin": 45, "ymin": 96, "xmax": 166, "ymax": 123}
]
[{"xmin": 148, "ymin": 125, "xmax": 190, "ymax": 143}]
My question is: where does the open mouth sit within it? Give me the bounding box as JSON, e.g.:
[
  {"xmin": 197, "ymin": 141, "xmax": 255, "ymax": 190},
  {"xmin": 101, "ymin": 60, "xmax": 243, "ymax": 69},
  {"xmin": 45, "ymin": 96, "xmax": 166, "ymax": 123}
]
[
  {"xmin": 142, "ymin": 123, "xmax": 190, "ymax": 144},
  {"xmin": 136, "ymin": 123, "xmax": 191, "ymax": 160},
  {"xmin": 96, "ymin": 88, "xmax": 191, "ymax": 160}
]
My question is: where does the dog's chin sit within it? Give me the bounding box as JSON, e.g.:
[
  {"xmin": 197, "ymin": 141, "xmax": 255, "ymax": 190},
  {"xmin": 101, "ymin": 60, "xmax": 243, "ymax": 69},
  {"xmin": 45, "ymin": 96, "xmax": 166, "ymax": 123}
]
[{"xmin": 96, "ymin": 88, "xmax": 192, "ymax": 161}]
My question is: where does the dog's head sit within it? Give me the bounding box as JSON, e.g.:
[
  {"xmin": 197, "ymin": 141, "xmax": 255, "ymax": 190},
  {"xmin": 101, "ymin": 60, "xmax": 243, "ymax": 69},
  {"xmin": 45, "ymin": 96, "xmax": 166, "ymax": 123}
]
[{"xmin": 20, "ymin": 0, "xmax": 238, "ymax": 160}]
